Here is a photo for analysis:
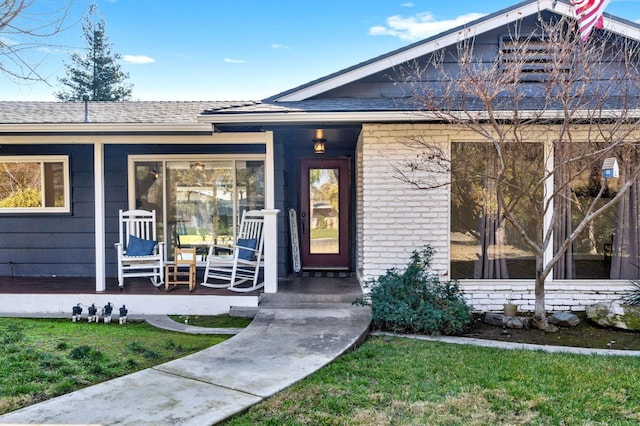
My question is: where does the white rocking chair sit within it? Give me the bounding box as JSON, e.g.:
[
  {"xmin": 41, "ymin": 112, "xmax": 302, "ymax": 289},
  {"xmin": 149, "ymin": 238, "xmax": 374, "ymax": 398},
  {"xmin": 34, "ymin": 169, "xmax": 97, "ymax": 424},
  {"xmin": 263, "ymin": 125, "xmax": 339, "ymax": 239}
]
[
  {"xmin": 201, "ymin": 210, "xmax": 265, "ymax": 292},
  {"xmin": 115, "ymin": 209, "xmax": 165, "ymax": 289}
]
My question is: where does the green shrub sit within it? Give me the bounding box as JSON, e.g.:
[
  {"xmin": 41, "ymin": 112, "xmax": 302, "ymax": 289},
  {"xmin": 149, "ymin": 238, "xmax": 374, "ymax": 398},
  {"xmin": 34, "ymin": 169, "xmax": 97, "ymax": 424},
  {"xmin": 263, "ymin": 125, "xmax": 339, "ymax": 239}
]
[{"xmin": 359, "ymin": 246, "xmax": 473, "ymax": 335}]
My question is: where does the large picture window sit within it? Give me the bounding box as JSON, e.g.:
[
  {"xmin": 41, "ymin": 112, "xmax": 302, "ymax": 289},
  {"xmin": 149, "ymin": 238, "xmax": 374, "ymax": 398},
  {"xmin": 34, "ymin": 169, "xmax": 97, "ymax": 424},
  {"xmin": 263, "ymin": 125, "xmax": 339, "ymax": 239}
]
[
  {"xmin": 450, "ymin": 143, "xmax": 542, "ymax": 279},
  {"xmin": 0, "ymin": 156, "xmax": 70, "ymax": 213},
  {"xmin": 553, "ymin": 144, "xmax": 618, "ymax": 280},
  {"xmin": 451, "ymin": 141, "xmax": 640, "ymax": 281},
  {"xmin": 130, "ymin": 156, "xmax": 265, "ymax": 261}
]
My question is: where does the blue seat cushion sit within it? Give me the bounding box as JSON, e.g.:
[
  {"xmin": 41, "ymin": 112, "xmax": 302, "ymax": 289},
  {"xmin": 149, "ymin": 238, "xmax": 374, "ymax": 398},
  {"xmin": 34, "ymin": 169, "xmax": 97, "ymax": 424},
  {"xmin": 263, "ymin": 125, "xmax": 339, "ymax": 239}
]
[
  {"xmin": 237, "ymin": 238, "xmax": 257, "ymax": 261},
  {"xmin": 126, "ymin": 235, "xmax": 157, "ymax": 256}
]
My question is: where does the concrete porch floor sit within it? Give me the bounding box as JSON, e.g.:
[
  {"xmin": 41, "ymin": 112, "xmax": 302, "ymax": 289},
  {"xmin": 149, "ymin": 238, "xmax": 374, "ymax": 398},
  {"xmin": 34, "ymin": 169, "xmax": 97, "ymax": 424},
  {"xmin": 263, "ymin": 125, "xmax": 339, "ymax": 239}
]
[{"xmin": 269, "ymin": 273, "xmax": 364, "ymax": 303}]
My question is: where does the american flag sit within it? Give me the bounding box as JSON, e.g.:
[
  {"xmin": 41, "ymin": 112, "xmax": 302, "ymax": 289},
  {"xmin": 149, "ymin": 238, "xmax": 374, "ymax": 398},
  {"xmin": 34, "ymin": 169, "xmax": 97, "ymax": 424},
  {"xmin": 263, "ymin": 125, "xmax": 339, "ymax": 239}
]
[{"xmin": 572, "ymin": 0, "xmax": 611, "ymax": 41}]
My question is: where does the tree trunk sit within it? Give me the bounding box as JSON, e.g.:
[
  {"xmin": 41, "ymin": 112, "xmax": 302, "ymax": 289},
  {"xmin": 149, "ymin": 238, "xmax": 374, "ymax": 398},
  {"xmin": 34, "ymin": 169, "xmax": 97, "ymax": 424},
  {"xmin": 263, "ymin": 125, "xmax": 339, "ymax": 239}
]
[{"xmin": 533, "ymin": 256, "xmax": 547, "ymax": 330}]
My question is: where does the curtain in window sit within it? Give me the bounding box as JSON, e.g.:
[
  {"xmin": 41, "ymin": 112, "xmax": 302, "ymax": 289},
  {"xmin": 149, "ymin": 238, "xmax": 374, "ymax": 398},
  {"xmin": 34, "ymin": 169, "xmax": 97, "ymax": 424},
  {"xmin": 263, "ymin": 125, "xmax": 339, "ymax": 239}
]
[
  {"xmin": 553, "ymin": 193, "xmax": 575, "ymax": 279},
  {"xmin": 553, "ymin": 151, "xmax": 575, "ymax": 279},
  {"xmin": 611, "ymin": 151, "xmax": 640, "ymax": 279},
  {"xmin": 474, "ymin": 209, "xmax": 510, "ymax": 279}
]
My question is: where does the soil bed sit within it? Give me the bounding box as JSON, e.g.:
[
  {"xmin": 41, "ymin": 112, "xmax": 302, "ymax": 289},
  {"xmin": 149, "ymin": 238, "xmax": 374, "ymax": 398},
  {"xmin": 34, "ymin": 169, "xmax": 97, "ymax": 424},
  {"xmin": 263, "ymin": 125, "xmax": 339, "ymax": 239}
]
[{"xmin": 463, "ymin": 312, "xmax": 640, "ymax": 351}]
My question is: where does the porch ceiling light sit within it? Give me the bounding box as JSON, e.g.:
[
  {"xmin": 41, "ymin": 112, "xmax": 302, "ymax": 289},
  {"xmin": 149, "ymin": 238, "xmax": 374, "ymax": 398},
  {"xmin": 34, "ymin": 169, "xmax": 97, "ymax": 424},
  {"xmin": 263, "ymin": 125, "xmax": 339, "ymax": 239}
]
[
  {"xmin": 313, "ymin": 128, "xmax": 326, "ymax": 154},
  {"xmin": 190, "ymin": 162, "xmax": 206, "ymax": 171}
]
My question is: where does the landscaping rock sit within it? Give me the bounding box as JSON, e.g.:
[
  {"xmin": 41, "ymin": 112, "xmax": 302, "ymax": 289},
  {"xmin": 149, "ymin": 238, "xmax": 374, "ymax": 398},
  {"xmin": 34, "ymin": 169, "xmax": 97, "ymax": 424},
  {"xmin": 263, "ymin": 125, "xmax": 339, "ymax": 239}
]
[
  {"xmin": 549, "ymin": 312, "xmax": 580, "ymax": 327},
  {"xmin": 586, "ymin": 301, "xmax": 640, "ymax": 331},
  {"xmin": 506, "ymin": 316, "xmax": 526, "ymax": 329},
  {"xmin": 483, "ymin": 313, "xmax": 530, "ymax": 329},
  {"xmin": 483, "ymin": 312, "xmax": 507, "ymax": 326},
  {"xmin": 544, "ymin": 323, "xmax": 560, "ymax": 333}
]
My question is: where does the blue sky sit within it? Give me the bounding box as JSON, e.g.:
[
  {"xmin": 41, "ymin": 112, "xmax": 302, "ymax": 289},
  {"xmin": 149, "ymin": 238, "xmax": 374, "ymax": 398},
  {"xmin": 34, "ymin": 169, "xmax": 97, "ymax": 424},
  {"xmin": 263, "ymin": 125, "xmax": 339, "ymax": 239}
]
[{"xmin": 3, "ymin": 0, "xmax": 640, "ymax": 101}]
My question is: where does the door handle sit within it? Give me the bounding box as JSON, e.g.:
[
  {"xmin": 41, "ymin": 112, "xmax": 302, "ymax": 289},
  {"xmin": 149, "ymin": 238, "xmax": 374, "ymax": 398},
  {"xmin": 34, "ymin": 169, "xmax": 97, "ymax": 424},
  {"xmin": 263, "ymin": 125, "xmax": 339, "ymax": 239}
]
[{"xmin": 300, "ymin": 212, "xmax": 305, "ymax": 234}]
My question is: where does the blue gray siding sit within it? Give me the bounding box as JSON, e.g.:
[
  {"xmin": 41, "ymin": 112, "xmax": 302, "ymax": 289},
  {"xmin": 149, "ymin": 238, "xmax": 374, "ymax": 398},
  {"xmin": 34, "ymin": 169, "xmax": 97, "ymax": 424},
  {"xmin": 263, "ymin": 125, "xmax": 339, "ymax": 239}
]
[
  {"xmin": 0, "ymin": 144, "xmax": 95, "ymax": 276},
  {"xmin": 1, "ymin": 142, "xmax": 266, "ymax": 278}
]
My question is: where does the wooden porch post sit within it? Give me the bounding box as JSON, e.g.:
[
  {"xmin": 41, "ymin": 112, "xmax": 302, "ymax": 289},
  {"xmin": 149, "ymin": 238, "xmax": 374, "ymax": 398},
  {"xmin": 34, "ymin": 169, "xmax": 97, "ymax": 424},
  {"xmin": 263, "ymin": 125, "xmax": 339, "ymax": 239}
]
[
  {"xmin": 94, "ymin": 142, "xmax": 106, "ymax": 291},
  {"xmin": 261, "ymin": 209, "xmax": 280, "ymax": 293}
]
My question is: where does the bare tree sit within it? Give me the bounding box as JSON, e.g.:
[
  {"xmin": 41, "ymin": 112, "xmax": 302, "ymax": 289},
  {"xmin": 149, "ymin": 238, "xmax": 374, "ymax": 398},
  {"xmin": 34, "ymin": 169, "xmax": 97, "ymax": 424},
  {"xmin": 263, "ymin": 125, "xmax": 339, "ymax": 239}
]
[
  {"xmin": 395, "ymin": 16, "xmax": 640, "ymax": 328},
  {"xmin": 1, "ymin": 0, "xmax": 76, "ymax": 82}
]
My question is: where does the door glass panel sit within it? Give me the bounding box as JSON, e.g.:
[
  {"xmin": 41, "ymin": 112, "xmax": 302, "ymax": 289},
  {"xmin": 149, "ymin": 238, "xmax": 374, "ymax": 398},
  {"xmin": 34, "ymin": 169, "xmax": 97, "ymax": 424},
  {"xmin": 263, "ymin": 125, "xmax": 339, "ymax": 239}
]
[
  {"xmin": 167, "ymin": 161, "xmax": 234, "ymax": 257},
  {"xmin": 309, "ymin": 168, "xmax": 340, "ymax": 254},
  {"xmin": 134, "ymin": 161, "xmax": 165, "ymax": 235},
  {"xmin": 236, "ymin": 160, "xmax": 266, "ymax": 223},
  {"xmin": 133, "ymin": 158, "xmax": 265, "ymax": 261}
]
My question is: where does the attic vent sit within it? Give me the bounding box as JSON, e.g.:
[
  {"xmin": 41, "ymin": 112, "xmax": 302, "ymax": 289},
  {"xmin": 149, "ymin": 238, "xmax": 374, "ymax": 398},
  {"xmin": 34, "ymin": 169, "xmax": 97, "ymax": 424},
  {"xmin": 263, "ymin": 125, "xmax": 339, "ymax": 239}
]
[{"xmin": 499, "ymin": 35, "xmax": 569, "ymax": 83}]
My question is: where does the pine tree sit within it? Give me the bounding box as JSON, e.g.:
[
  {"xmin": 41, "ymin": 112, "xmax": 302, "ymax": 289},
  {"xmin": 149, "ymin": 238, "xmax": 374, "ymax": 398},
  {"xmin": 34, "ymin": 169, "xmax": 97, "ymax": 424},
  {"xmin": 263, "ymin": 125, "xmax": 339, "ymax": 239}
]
[{"xmin": 56, "ymin": 11, "xmax": 132, "ymax": 101}]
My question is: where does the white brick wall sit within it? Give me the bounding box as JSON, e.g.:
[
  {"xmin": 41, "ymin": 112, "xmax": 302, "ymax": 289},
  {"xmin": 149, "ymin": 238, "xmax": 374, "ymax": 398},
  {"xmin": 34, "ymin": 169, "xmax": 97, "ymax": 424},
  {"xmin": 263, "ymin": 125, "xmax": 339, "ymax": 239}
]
[
  {"xmin": 459, "ymin": 280, "xmax": 634, "ymax": 312},
  {"xmin": 356, "ymin": 123, "xmax": 635, "ymax": 312},
  {"xmin": 359, "ymin": 123, "xmax": 450, "ymax": 280}
]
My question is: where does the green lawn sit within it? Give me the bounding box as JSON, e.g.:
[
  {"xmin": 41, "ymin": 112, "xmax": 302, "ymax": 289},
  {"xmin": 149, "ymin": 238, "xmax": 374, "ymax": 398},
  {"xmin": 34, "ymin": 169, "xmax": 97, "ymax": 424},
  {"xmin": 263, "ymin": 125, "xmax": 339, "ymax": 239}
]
[
  {"xmin": 310, "ymin": 228, "xmax": 338, "ymax": 240},
  {"xmin": 169, "ymin": 314, "xmax": 253, "ymax": 328},
  {"xmin": 5, "ymin": 318, "xmax": 640, "ymax": 424},
  {"xmin": 0, "ymin": 318, "xmax": 229, "ymax": 415},
  {"xmin": 225, "ymin": 336, "xmax": 640, "ymax": 425}
]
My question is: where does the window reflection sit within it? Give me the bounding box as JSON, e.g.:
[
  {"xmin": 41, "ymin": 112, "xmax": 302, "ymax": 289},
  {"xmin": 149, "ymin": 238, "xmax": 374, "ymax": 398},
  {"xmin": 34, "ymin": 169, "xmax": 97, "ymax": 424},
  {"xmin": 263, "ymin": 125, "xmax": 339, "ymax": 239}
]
[
  {"xmin": 0, "ymin": 156, "xmax": 69, "ymax": 212},
  {"xmin": 450, "ymin": 143, "xmax": 542, "ymax": 279},
  {"xmin": 133, "ymin": 158, "xmax": 265, "ymax": 260},
  {"xmin": 309, "ymin": 168, "xmax": 340, "ymax": 254}
]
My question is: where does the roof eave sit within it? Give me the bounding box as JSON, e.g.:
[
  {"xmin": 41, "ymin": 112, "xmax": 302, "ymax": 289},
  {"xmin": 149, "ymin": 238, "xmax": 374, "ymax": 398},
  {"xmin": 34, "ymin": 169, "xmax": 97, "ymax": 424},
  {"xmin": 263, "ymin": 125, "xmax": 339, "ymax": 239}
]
[
  {"xmin": 197, "ymin": 111, "xmax": 429, "ymax": 125},
  {"xmin": 197, "ymin": 109, "xmax": 640, "ymax": 126},
  {"xmin": 0, "ymin": 122, "xmax": 213, "ymax": 133}
]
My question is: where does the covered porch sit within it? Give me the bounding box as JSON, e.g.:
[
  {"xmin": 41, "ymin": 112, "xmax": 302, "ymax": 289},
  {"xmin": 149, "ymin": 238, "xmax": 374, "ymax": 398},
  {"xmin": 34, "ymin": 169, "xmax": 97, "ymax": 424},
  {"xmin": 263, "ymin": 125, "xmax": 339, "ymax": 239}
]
[{"xmin": 0, "ymin": 273, "xmax": 363, "ymax": 316}]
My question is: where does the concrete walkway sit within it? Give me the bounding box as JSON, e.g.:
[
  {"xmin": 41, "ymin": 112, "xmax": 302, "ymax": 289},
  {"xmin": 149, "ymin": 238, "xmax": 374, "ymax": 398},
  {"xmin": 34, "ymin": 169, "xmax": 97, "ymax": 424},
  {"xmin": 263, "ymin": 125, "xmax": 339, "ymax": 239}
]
[
  {"xmin": 0, "ymin": 306, "xmax": 372, "ymax": 425},
  {"xmin": 145, "ymin": 315, "xmax": 245, "ymax": 335},
  {"xmin": 370, "ymin": 331, "xmax": 640, "ymax": 357}
]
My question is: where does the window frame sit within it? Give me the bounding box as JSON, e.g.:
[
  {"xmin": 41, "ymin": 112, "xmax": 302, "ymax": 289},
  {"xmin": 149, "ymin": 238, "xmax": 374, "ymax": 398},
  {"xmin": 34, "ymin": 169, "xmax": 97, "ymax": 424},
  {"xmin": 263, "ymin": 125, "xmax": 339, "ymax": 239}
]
[
  {"xmin": 0, "ymin": 155, "xmax": 71, "ymax": 214},
  {"xmin": 127, "ymin": 154, "xmax": 266, "ymax": 254}
]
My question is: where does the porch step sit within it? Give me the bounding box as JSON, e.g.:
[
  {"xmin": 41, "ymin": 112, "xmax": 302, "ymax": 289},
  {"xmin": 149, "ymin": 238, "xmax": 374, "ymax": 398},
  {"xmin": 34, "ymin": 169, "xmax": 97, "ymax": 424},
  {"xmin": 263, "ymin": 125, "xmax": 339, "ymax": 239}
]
[
  {"xmin": 259, "ymin": 292, "xmax": 361, "ymax": 307},
  {"xmin": 229, "ymin": 305, "xmax": 260, "ymax": 318}
]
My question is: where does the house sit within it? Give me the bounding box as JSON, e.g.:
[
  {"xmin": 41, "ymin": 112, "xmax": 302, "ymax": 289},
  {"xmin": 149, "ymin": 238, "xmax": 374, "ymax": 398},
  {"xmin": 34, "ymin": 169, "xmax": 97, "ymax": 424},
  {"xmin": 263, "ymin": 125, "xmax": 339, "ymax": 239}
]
[{"xmin": 1, "ymin": 0, "xmax": 639, "ymax": 315}]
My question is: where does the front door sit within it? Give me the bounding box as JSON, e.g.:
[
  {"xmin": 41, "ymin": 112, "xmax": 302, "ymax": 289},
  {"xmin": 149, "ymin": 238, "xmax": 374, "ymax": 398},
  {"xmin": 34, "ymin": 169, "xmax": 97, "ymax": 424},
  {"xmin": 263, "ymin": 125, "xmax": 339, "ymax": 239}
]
[{"xmin": 300, "ymin": 158, "xmax": 350, "ymax": 270}]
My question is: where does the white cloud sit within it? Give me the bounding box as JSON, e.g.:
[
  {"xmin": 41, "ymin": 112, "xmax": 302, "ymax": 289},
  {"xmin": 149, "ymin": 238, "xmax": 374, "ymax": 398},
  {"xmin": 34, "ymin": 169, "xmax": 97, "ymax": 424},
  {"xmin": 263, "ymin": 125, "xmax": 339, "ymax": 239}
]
[
  {"xmin": 369, "ymin": 12, "xmax": 487, "ymax": 41},
  {"xmin": 224, "ymin": 58, "xmax": 245, "ymax": 63},
  {"xmin": 0, "ymin": 36, "xmax": 18, "ymax": 47},
  {"xmin": 123, "ymin": 55, "xmax": 155, "ymax": 64},
  {"xmin": 401, "ymin": 2, "xmax": 415, "ymax": 7},
  {"xmin": 272, "ymin": 43, "xmax": 290, "ymax": 49}
]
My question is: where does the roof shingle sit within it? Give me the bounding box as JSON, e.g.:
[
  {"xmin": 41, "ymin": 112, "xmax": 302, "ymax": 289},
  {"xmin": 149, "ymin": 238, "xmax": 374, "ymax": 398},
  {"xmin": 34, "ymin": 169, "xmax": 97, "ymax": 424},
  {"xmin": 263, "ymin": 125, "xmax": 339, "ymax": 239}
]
[{"xmin": 0, "ymin": 101, "xmax": 258, "ymax": 124}]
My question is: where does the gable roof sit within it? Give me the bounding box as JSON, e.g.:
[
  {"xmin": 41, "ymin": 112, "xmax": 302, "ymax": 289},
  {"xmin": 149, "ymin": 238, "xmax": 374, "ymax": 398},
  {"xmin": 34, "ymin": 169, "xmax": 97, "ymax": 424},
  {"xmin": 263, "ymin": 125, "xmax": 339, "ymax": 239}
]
[
  {"xmin": 265, "ymin": 0, "xmax": 640, "ymax": 103},
  {"xmin": 2, "ymin": 1, "xmax": 639, "ymax": 129}
]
